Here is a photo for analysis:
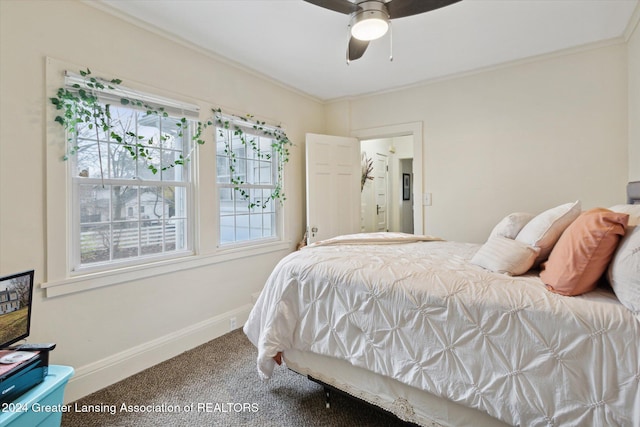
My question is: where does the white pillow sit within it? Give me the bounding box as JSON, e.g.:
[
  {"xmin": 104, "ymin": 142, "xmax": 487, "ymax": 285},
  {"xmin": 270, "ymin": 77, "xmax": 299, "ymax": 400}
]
[
  {"xmin": 609, "ymin": 204, "xmax": 640, "ymax": 226},
  {"xmin": 489, "ymin": 212, "xmax": 535, "ymax": 240},
  {"xmin": 515, "ymin": 200, "xmax": 581, "ymax": 265},
  {"xmin": 607, "ymin": 225, "xmax": 640, "ymax": 314},
  {"xmin": 471, "ymin": 236, "xmax": 540, "ymax": 276}
]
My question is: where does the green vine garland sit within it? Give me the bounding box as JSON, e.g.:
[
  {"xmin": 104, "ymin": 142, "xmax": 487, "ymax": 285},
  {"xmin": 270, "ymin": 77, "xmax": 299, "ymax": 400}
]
[
  {"xmin": 50, "ymin": 69, "xmax": 206, "ymax": 178},
  {"xmin": 50, "ymin": 69, "xmax": 291, "ymax": 208},
  {"xmin": 213, "ymin": 108, "xmax": 291, "ymax": 209}
]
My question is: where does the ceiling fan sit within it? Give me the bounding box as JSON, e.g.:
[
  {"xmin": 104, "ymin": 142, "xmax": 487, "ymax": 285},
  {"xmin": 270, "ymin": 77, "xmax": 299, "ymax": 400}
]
[{"xmin": 304, "ymin": 0, "xmax": 462, "ymax": 62}]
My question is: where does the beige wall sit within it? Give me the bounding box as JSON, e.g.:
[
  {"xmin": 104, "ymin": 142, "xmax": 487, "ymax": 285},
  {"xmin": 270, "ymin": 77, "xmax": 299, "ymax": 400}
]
[
  {"xmin": 327, "ymin": 44, "xmax": 629, "ymax": 243},
  {"xmin": 629, "ymin": 10, "xmax": 640, "ymax": 181},
  {"xmin": 0, "ymin": 0, "xmax": 323, "ymax": 401}
]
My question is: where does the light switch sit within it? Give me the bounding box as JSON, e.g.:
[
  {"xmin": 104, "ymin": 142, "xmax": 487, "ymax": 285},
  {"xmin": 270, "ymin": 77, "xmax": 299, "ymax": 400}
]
[{"xmin": 424, "ymin": 193, "xmax": 432, "ymax": 206}]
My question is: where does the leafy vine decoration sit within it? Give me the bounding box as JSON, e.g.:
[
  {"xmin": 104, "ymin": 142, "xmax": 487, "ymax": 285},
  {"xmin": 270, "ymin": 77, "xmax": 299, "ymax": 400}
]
[
  {"xmin": 213, "ymin": 108, "xmax": 291, "ymax": 209},
  {"xmin": 49, "ymin": 69, "xmax": 290, "ymax": 209},
  {"xmin": 50, "ymin": 68, "xmax": 207, "ymax": 182}
]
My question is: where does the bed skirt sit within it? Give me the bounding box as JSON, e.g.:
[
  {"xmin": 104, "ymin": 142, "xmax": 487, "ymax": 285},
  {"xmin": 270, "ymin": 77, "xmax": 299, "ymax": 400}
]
[{"xmin": 283, "ymin": 349, "xmax": 510, "ymax": 427}]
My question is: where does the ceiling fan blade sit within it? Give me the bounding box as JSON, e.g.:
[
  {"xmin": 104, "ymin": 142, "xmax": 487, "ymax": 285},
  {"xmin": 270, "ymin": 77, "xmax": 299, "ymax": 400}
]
[
  {"xmin": 303, "ymin": 0, "xmax": 360, "ymax": 15},
  {"xmin": 347, "ymin": 37, "xmax": 369, "ymax": 62},
  {"xmin": 387, "ymin": 0, "xmax": 462, "ymax": 19}
]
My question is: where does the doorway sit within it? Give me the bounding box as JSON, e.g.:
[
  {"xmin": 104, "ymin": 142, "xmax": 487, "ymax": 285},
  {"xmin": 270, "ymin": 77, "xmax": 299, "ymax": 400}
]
[
  {"xmin": 360, "ymin": 136, "xmax": 414, "ymax": 233},
  {"xmin": 352, "ymin": 122, "xmax": 423, "ymax": 235},
  {"xmin": 303, "ymin": 123, "xmax": 423, "ymax": 243}
]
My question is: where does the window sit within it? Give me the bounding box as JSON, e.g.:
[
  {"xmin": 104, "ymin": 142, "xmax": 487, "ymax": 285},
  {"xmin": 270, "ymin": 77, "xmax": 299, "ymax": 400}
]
[
  {"xmin": 216, "ymin": 122, "xmax": 279, "ymax": 245},
  {"xmin": 44, "ymin": 60, "xmax": 291, "ymax": 297},
  {"xmin": 65, "ymin": 79, "xmax": 198, "ymax": 272}
]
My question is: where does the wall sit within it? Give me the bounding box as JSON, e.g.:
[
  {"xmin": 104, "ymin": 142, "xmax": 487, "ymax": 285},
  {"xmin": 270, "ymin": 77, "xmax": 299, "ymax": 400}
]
[
  {"xmin": 629, "ymin": 7, "xmax": 640, "ymax": 182},
  {"xmin": 327, "ymin": 43, "xmax": 629, "ymax": 242},
  {"xmin": 399, "ymin": 158, "xmax": 414, "ymax": 234},
  {"xmin": 0, "ymin": 0, "xmax": 323, "ymax": 401}
]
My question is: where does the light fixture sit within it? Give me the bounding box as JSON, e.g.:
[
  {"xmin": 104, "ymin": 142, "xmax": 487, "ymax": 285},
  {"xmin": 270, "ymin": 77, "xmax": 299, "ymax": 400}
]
[{"xmin": 350, "ymin": 1, "xmax": 390, "ymax": 41}]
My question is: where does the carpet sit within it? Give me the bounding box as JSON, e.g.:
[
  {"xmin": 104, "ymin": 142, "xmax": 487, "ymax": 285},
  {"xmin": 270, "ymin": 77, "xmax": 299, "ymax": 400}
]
[{"xmin": 61, "ymin": 329, "xmax": 413, "ymax": 426}]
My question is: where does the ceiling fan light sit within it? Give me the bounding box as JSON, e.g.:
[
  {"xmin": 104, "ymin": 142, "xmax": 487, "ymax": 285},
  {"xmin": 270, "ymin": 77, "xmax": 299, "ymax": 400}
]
[{"xmin": 351, "ymin": 9, "xmax": 389, "ymax": 41}]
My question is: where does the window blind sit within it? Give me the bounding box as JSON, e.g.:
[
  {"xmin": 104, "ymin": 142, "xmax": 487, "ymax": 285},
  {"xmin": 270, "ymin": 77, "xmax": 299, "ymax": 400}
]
[
  {"xmin": 64, "ymin": 71, "xmax": 200, "ymax": 120},
  {"xmin": 215, "ymin": 112, "xmax": 285, "ymax": 136}
]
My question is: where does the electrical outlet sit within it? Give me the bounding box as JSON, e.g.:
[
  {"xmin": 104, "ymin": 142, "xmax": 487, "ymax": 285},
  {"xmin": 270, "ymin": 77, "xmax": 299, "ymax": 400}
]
[{"xmin": 229, "ymin": 317, "xmax": 237, "ymax": 330}]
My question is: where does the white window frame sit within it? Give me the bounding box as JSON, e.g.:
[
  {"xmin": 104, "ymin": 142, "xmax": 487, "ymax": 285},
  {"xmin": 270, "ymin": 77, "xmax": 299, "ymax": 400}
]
[{"xmin": 62, "ymin": 73, "xmax": 198, "ymax": 274}]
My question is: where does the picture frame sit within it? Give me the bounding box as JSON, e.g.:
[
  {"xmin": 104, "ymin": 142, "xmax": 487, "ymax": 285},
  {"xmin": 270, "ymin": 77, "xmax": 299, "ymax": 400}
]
[{"xmin": 402, "ymin": 173, "xmax": 411, "ymax": 200}]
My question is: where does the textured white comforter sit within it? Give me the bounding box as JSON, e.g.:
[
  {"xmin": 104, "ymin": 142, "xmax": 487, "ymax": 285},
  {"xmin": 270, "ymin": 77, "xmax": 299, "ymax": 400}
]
[{"xmin": 244, "ymin": 237, "xmax": 640, "ymax": 426}]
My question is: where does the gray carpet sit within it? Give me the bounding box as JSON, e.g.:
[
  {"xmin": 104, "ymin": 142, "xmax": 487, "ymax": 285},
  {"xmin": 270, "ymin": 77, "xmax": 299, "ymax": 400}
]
[{"xmin": 62, "ymin": 329, "xmax": 413, "ymax": 426}]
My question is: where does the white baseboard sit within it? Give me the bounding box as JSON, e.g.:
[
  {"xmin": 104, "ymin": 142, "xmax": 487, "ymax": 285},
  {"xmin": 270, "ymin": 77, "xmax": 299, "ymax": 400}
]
[
  {"xmin": 63, "ymin": 303, "xmax": 253, "ymax": 403},
  {"xmin": 251, "ymin": 291, "xmax": 261, "ymax": 304}
]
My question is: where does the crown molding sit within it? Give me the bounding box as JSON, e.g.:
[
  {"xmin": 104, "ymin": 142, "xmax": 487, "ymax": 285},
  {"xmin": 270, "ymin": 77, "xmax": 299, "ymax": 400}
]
[
  {"xmin": 326, "ymin": 36, "xmax": 627, "ymax": 104},
  {"xmin": 82, "ymin": 0, "xmax": 324, "ymax": 105},
  {"xmin": 623, "ymin": 0, "xmax": 640, "ymax": 41}
]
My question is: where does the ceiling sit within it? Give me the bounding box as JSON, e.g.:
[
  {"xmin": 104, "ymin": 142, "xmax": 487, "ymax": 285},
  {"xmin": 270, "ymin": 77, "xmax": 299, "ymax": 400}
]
[{"xmin": 98, "ymin": 0, "xmax": 638, "ymax": 101}]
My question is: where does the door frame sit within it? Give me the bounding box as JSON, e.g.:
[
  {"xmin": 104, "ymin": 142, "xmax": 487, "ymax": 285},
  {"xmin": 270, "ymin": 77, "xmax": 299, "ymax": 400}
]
[{"xmin": 351, "ymin": 122, "xmax": 423, "ymax": 235}]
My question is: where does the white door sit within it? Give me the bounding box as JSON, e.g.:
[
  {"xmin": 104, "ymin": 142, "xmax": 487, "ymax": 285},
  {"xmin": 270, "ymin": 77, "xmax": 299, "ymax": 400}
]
[
  {"xmin": 306, "ymin": 133, "xmax": 360, "ymax": 244},
  {"xmin": 373, "ymin": 153, "xmax": 388, "ymax": 232}
]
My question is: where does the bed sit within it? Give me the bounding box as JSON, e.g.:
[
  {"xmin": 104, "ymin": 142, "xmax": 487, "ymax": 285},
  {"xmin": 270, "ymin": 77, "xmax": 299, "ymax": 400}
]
[{"xmin": 244, "ymin": 184, "xmax": 640, "ymax": 427}]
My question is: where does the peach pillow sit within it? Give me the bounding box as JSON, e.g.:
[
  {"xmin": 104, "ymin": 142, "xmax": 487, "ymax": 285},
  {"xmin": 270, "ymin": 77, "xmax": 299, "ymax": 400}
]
[{"xmin": 541, "ymin": 208, "xmax": 629, "ymax": 296}]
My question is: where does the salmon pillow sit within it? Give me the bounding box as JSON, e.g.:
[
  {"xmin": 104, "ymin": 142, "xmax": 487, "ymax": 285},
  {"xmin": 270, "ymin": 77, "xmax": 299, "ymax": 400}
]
[{"xmin": 541, "ymin": 208, "xmax": 629, "ymax": 296}]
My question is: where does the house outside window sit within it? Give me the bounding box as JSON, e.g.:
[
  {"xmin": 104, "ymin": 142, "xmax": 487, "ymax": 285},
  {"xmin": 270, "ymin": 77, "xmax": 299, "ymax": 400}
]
[{"xmin": 215, "ymin": 123, "xmax": 279, "ymax": 245}]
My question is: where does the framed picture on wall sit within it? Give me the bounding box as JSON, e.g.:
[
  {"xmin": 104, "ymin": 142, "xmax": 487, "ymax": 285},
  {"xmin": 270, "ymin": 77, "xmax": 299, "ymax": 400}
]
[{"xmin": 402, "ymin": 173, "xmax": 411, "ymax": 200}]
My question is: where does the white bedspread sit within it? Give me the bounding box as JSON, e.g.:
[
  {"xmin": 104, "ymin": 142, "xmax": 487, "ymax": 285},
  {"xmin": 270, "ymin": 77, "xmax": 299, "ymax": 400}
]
[
  {"xmin": 244, "ymin": 238, "xmax": 640, "ymax": 426},
  {"xmin": 306, "ymin": 231, "xmax": 443, "ymax": 247}
]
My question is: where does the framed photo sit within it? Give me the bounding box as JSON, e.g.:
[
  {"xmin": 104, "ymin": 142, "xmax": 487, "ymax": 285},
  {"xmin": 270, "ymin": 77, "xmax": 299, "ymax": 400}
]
[{"xmin": 402, "ymin": 173, "xmax": 411, "ymax": 200}]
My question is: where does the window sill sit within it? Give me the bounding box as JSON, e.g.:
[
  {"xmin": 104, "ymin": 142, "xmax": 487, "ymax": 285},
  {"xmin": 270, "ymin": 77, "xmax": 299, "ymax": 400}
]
[{"xmin": 41, "ymin": 240, "xmax": 291, "ymax": 298}]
